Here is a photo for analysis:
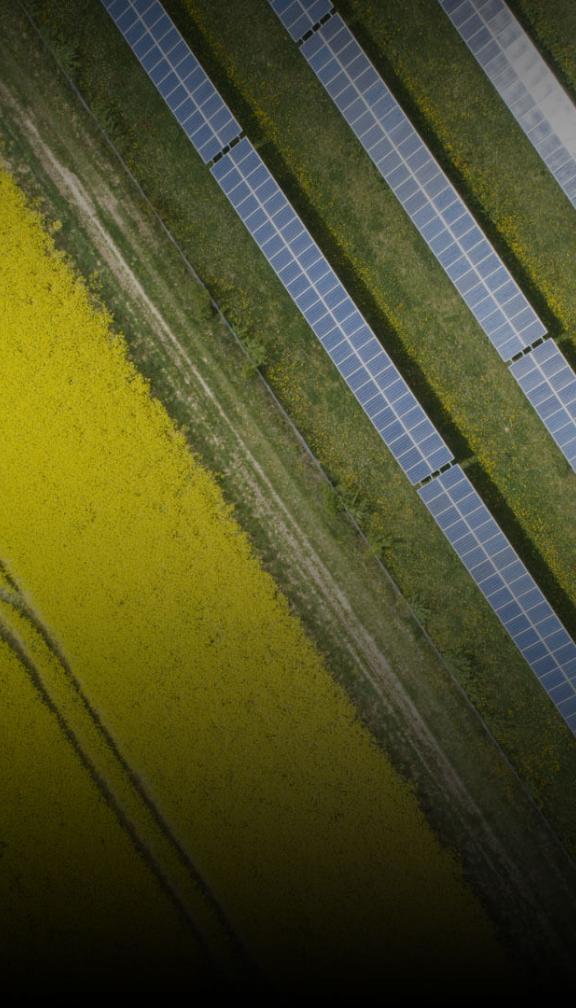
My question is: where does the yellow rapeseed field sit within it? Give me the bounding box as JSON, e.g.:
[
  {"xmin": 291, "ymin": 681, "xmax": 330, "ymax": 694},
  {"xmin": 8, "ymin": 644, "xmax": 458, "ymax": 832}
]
[
  {"xmin": 0, "ymin": 169, "xmax": 509, "ymax": 990},
  {"xmin": 0, "ymin": 636, "xmax": 209, "ymax": 991}
]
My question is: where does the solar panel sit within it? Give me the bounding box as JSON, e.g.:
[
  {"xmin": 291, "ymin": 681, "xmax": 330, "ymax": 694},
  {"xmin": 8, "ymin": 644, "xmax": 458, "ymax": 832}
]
[
  {"xmin": 438, "ymin": 0, "xmax": 576, "ymax": 210},
  {"xmin": 510, "ymin": 342, "xmax": 576, "ymax": 471},
  {"xmin": 419, "ymin": 466, "xmax": 576, "ymax": 733},
  {"xmin": 269, "ymin": 0, "xmax": 334, "ymax": 42},
  {"xmin": 295, "ymin": 12, "xmax": 546, "ymax": 361},
  {"xmin": 101, "ymin": 0, "xmax": 242, "ymax": 163},
  {"xmin": 211, "ymin": 137, "xmax": 454, "ymax": 485}
]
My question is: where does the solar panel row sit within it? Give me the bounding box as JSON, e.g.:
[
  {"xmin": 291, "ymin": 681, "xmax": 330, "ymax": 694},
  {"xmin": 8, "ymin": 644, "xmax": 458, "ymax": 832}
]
[
  {"xmin": 419, "ymin": 466, "xmax": 576, "ymax": 733},
  {"xmin": 438, "ymin": 0, "xmax": 576, "ymax": 210},
  {"xmin": 294, "ymin": 11, "xmax": 546, "ymax": 362},
  {"xmin": 510, "ymin": 341, "xmax": 576, "ymax": 470},
  {"xmin": 101, "ymin": 0, "xmax": 452, "ymax": 484},
  {"xmin": 270, "ymin": 3, "xmax": 576, "ymax": 472},
  {"xmin": 101, "ymin": 0, "xmax": 242, "ymax": 163},
  {"xmin": 269, "ymin": 0, "xmax": 334, "ymax": 43},
  {"xmin": 102, "ymin": 0, "xmax": 576, "ymax": 733},
  {"xmin": 211, "ymin": 138, "xmax": 453, "ymax": 485}
]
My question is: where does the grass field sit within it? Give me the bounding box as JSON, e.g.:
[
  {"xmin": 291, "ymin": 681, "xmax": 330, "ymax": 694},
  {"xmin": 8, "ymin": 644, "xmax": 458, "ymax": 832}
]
[{"xmin": 0, "ymin": 165, "xmax": 520, "ymax": 991}]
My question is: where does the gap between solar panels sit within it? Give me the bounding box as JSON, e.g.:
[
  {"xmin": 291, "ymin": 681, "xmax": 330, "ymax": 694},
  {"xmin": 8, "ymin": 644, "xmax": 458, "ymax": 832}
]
[
  {"xmin": 101, "ymin": 0, "xmax": 576, "ymax": 734},
  {"xmin": 268, "ymin": 0, "xmax": 576, "ymax": 472}
]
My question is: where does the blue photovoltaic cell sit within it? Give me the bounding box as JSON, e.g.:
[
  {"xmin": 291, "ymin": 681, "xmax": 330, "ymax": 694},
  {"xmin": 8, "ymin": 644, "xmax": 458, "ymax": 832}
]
[
  {"xmin": 438, "ymin": 0, "xmax": 576, "ymax": 210},
  {"xmin": 419, "ymin": 466, "xmax": 576, "ymax": 733},
  {"xmin": 510, "ymin": 341, "xmax": 576, "ymax": 471},
  {"xmin": 269, "ymin": 0, "xmax": 334, "ymax": 42},
  {"xmin": 293, "ymin": 11, "xmax": 546, "ymax": 362},
  {"xmin": 211, "ymin": 138, "xmax": 453, "ymax": 484},
  {"xmin": 101, "ymin": 0, "xmax": 242, "ymax": 163}
]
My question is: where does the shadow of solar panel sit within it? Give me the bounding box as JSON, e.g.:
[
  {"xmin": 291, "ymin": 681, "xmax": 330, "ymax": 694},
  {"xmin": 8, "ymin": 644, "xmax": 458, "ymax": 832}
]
[
  {"xmin": 270, "ymin": 0, "xmax": 334, "ymax": 42},
  {"xmin": 294, "ymin": 11, "xmax": 546, "ymax": 360},
  {"xmin": 510, "ymin": 342, "xmax": 576, "ymax": 471},
  {"xmin": 102, "ymin": 0, "xmax": 242, "ymax": 163},
  {"xmin": 438, "ymin": 0, "xmax": 576, "ymax": 209},
  {"xmin": 211, "ymin": 137, "xmax": 453, "ymax": 484},
  {"xmin": 419, "ymin": 465, "xmax": 576, "ymax": 733}
]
